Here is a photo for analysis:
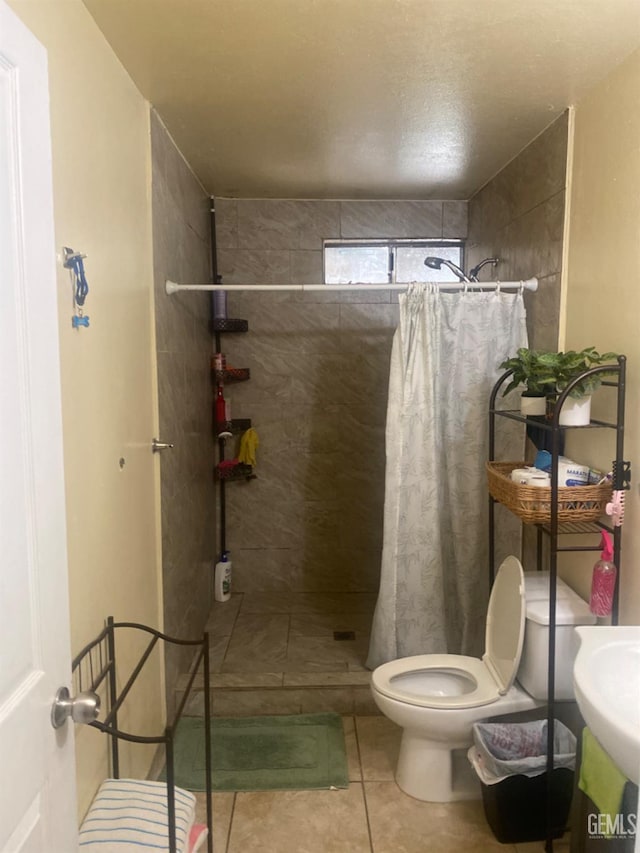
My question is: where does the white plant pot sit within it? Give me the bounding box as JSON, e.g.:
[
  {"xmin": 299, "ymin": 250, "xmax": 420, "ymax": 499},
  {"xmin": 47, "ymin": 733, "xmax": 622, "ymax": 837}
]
[
  {"xmin": 558, "ymin": 395, "xmax": 592, "ymax": 426},
  {"xmin": 520, "ymin": 393, "xmax": 547, "ymax": 416}
]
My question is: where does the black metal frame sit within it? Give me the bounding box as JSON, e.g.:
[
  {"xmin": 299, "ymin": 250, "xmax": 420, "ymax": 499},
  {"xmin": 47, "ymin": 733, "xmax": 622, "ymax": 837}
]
[
  {"xmin": 72, "ymin": 618, "xmax": 213, "ymax": 853},
  {"xmin": 488, "ymin": 355, "xmax": 628, "ymax": 852},
  {"xmin": 209, "ymin": 200, "xmax": 253, "ymax": 556}
]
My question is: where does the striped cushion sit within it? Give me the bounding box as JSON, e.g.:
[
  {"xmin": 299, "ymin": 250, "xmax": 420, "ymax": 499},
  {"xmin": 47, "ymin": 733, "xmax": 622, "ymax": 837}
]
[{"xmin": 78, "ymin": 778, "xmax": 196, "ymax": 852}]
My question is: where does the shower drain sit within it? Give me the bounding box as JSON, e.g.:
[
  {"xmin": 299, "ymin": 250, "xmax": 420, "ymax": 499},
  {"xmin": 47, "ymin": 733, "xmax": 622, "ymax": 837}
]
[{"xmin": 333, "ymin": 631, "xmax": 356, "ymax": 641}]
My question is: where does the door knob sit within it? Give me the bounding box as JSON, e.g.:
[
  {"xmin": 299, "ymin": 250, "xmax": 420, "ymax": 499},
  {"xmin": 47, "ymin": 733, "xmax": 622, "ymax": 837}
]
[
  {"xmin": 152, "ymin": 438, "xmax": 174, "ymax": 453},
  {"xmin": 51, "ymin": 686, "xmax": 101, "ymax": 729}
]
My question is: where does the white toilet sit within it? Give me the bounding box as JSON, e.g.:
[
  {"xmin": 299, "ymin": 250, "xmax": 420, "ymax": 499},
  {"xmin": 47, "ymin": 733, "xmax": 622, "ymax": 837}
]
[{"xmin": 370, "ymin": 556, "xmax": 596, "ymax": 802}]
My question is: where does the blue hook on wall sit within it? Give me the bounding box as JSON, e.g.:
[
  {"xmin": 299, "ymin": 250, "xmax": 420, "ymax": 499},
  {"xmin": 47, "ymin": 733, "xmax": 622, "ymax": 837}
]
[{"xmin": 63, "ymin": 246, "xmax": 90, "ymax": 329}]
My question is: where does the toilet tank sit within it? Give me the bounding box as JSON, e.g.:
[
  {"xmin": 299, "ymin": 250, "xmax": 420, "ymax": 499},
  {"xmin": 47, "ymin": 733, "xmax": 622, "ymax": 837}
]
[{"xmin": 517, "ymin": 572, "xmax": 596, "ymax": 700}]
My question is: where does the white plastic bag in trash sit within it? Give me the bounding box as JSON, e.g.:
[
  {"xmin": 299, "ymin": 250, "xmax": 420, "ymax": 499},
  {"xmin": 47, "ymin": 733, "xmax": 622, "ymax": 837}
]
[{"xmin": 467, "ymin": 720, "xmax": 576, "ymax": 785}]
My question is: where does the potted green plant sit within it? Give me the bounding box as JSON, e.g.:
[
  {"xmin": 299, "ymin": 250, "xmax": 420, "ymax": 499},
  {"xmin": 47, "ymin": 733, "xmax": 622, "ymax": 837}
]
[
  {"xmin": 499, "ymin": 348, "xmax": 557, "ymax": 415},
  {"xmin": 550, "ymin": 347, "xmax": 619, "ymax": 425}
]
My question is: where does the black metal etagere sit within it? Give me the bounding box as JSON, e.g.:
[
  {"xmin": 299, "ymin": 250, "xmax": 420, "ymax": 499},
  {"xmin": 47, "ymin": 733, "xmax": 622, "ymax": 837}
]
[
  {"xmin": 488, "ymin": 355, "xmax": 628, "ymax": 852},
  {"xmin": 72, "ymin": 619, "xmax": 213, "ymax": 853}
]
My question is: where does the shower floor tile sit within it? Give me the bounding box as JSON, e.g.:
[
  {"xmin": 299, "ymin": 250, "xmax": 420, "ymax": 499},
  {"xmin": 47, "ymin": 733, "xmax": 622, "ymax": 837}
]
[
  {"xmin": 221, "ymin": 613, "xmax": 289, "ymax": 672},
  {"xmin": 184, "ymin": 592, "xmax": 373, "ymax": 684},
  {"xmin": 285, "ymin": 635, "xmax": 369, "ymax": 670},
  {"xmin": 239, "ymin": 591, "xmax": 378, "ymax": 615},
  {"xmin": 205, "ymin": 591, "xmax": 374, "ymax": 683},
  {"xmin": 288, "ymin": 611, "xmax": 373, "ymax": 638},
  {"xmin": 178, "ymin": 592, "xmax": 376, "ymax": 715}
]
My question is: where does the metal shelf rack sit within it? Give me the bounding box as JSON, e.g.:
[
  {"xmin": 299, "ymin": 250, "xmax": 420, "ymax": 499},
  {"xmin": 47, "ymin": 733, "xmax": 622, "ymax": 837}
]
[{"xmin": 488, "ymin": 355, "xmax": 628, "ymax": 852}]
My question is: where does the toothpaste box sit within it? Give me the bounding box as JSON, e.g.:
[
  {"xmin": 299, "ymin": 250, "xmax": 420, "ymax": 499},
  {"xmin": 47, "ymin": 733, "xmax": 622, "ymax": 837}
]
[
  {"xmin": 557, "ymin": 457, "xmax": 589, "ymax": 487},
  {"xmin": 535, "ymin": 453, "xmax": 590, "ymax": 486}
]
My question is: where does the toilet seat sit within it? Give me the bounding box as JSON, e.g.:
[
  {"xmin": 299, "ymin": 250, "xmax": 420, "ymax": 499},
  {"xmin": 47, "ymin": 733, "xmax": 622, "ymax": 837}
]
[
  {"xmin": 371, "ymin": 556, "xmax": 526, "ymax": 711},
  {"xmin": 372, "ymin": 654, "xmax": 505, "ymax": 709},
  {"xmin": 371, "ymin": 655, "xmax": 508, "ymax": 708}
]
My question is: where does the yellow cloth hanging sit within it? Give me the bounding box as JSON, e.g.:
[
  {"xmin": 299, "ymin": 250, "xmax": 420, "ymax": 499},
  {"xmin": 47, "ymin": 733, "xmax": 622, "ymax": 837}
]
[
  {"xmin": 579, "ymin": 728, "xmax": 628, "ymax": 834},
  {"xmin": 237, "ymin": 427, "xmax": 259, "ymax": 467}
]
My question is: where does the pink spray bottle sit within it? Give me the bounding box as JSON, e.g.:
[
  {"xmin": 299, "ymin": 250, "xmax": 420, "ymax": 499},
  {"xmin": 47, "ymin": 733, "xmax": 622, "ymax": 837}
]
[{"xmin": 589, "ymin": 531, "xmax": 617, "ymax": 617}]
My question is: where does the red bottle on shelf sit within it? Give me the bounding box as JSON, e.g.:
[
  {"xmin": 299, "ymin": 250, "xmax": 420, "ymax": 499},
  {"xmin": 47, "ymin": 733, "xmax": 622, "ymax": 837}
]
[{"xmin": 215, "ymin": 385, "xmax": 227, "ymax": 426}]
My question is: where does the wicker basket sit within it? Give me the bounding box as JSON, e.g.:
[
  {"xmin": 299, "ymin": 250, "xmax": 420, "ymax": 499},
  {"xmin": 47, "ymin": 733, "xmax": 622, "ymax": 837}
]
[{"xmin": 487, "ymin": 461, "xmax": 611, "ymax": 524}]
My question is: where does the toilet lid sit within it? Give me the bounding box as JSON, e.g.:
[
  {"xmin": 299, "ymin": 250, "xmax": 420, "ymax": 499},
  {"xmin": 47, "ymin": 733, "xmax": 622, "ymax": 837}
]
[{"xmin": 483, "ymin": 556, "xmax": 526, "ymax": 695}]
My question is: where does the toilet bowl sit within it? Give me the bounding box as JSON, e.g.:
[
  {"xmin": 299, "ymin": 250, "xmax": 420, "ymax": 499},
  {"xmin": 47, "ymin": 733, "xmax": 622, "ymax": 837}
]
[
  {"xmin": 370, "ymin": 556, "xmax": 595, "ymax": 802},
  {"xmin": 372, "ymin": 666, "xmax": 541, "ymax": 801}
]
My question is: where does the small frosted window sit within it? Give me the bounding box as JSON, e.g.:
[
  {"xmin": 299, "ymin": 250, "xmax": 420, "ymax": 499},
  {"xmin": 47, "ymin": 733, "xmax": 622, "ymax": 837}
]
[
  {"xmin": 324, "ymin": 245, "xmax": 389, "ymax": 284},
  {"xmin": 323, "ymin": 240, "xmax": 464, "ymax": 284}
]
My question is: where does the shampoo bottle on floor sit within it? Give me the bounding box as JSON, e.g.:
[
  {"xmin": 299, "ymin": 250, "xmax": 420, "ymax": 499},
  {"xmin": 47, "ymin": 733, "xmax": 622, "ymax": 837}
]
[{"xmin": 214, "ymin": 551, "xmax": 232, "ymax": 602}]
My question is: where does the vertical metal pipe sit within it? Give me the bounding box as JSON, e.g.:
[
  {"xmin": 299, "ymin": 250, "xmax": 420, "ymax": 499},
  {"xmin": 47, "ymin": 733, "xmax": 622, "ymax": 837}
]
[
  {"xmin": 213, "ymin": 194, "xmax": 226, "ymax": 557},
  {"xmin": 209, "ymin": 203, "xmax": 221, "ymax": 850},
  {"xmin": 544, "ymin": 402, "xmax": 562, "ymax": 852},
  {"xmin": 203, "ymin": 634, "xmax": 213, "ymax": 853},
  {"xmin": 209, "ymin": 198, "xmax": 218, "ymax": 281},
  {"xmin": 209, "ymin": 197, "xmax": 220, "ymax": 331},
  {"xmin": 488, "ymin": 375, "xmax": 500, "ymax": 586},
  {"xmin": 612, "ymin": 355, "xmax": 626, "ymax": 624},
  {"xmin": 166, "ymin": 733, "xmax": 176, "ymax": 853},
  {"xmin": 215, "ymin": 325, "xmax": 227, "ymax": 555},
  {"xmin": 218, "ymin": 461, "xmax": 226, "ymax": 554},
  {"xmin": 488, "ymin": 498, "xmax": 495, "ymax": 586},
  {"xmin": 106, "ymin": 616, "xmax": 119, "ymax": 778}
]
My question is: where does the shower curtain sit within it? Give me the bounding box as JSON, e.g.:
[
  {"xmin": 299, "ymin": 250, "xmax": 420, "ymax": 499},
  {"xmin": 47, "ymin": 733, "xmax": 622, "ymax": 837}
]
[{"xmin": 366, "ymin": 285, "xmax": 528, "ymax": 669}]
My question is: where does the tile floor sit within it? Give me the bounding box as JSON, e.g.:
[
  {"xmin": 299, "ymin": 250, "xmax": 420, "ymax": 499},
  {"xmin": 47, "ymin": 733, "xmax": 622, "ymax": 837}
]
[
  {"xmin": 185, "ymin": 593, "xmax": 570, "ymax": 852},
  {"xmin": 194, "ymin": 714, "xmax": 570, "ymax": 853},
  {"xmin": 179, "ymin": 591, "xmax": 380, "ymax": 716},
  {"xmin": 206, "ymin": 591, "xmax": 377, "ymax": 673}
]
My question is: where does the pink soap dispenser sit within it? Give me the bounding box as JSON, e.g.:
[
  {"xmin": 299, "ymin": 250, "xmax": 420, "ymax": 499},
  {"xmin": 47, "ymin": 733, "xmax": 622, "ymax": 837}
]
[{"xmin": 589, "ymin": 531, "xmax": 617, "ymax": 616}]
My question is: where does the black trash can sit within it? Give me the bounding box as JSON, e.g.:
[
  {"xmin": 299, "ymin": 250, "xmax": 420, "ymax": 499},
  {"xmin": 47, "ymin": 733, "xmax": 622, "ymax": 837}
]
[{"xmin": 469, "ymin": 719, "xmax": 576, "ymax": 844}]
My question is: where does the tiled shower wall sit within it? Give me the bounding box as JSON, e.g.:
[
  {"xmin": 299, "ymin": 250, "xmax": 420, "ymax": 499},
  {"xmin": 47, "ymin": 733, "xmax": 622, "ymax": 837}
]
[
  {"xmin": 151, "ymin": 112, "xmax": 215, "ymax": 708},
  {"xmin": 467, "ymin": 112, "xmax": 569, "ymax": 569},
  {"xmin": 467, "ymin": 111, "xmax": 569, "ymax": 351},
  {"xmin": 215, "ymin": 199, "xmax": 467, "ymax": 595}
]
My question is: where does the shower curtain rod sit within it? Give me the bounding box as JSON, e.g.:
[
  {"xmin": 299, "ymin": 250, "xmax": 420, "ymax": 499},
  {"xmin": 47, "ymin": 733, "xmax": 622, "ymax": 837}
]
[{"xmin": 165, "ymin": 278, "xmax": 538, "ymax": 295}]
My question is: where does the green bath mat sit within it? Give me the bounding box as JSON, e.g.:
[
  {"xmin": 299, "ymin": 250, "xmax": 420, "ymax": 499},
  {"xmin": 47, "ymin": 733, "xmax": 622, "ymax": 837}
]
[{"xmin": 166, "ymin": 713, "xmax": 349, "ymax": 792}]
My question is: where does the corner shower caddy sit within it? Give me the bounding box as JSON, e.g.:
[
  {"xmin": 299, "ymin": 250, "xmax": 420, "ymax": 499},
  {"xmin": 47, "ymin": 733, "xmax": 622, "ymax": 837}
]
[
  {"xmin": 487, "ymin": 355, "xmax": 628, "ymax": 852},
  {"xmin": 213, "ymin": 317, "xmax": 254, "ymax": 562}
]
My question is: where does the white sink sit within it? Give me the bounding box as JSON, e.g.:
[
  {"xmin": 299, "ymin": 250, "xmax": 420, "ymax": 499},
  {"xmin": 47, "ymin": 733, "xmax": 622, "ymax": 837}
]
[{"xmin": 573, "ymin": 626, "xmax": 640, "ymax": 784}]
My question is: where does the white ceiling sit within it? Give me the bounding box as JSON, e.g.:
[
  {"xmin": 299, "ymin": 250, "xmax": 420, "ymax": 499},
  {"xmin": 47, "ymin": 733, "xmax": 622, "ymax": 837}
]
[{"xmin": 83, "ymin": 0, "xmax": 640, "ymax": 200}]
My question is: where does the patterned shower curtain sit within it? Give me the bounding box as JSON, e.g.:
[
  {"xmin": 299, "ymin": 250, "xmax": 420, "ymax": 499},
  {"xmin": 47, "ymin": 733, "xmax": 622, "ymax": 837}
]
[{"xmin": 366, "ymin": 284, "xmax": 528, "ymax": 669}]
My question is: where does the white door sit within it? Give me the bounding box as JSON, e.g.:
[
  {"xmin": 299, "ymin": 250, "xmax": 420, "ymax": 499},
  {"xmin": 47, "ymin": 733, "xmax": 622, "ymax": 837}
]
[{"xmin": 0, "ymin": 2, "xmax": 78, "ymax": 850}]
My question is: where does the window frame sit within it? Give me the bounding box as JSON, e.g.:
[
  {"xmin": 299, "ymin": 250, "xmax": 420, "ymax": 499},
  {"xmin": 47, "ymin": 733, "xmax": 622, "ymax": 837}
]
[{"xmin": 322, "ymin": 238, "xmax": 465, "ymax": 285}]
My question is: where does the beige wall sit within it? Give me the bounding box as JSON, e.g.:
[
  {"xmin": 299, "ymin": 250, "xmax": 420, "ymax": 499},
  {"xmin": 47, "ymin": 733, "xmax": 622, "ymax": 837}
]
[
  {"xmin": 561, "ymin": 50, "xmax": 640, "ymax": 624},
  {"xmin": 216, "ymin": 199, "xmax": 467, "ymax": 595},
  {"xmin": 151, "ymin": 110, "xmax": 214, "ymax": 715},
  {"xmin": 8, "ymin": 0, "xmax": 164, "ymax": 820}
]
